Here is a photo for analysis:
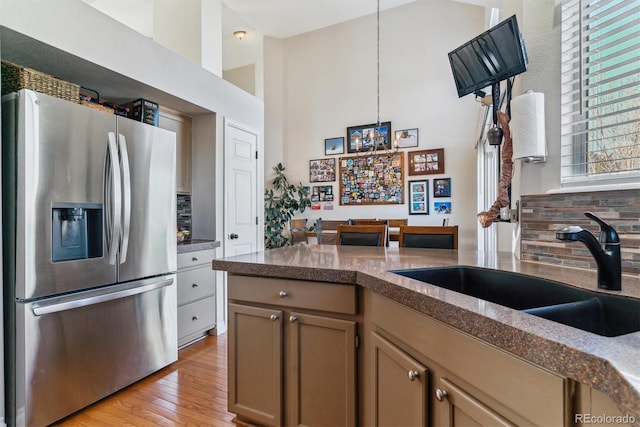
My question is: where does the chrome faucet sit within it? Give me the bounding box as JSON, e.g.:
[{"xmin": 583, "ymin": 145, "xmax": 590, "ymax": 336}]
[{"xmin": 555, "ymin": 212, "xmax": 621, "ymax": 291}]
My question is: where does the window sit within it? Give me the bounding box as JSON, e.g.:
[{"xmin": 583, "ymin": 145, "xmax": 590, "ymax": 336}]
[{"xmin": 560, "ymin": 0, "xmax": 640, "ymax": 184}]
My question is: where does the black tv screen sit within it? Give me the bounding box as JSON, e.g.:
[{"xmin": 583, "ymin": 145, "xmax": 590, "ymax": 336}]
[{"xmin": 448, "ymin": 15, "xmax": 528, "ymax": 98}]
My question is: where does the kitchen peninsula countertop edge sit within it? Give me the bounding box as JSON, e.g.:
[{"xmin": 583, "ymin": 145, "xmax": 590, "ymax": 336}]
[{"xmin": 212, "ymin": 244, "xmax": 640, "ymax": 422}]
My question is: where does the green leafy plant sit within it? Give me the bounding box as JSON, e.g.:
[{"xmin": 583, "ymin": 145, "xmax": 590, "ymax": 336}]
[{"xmin": 264, "ymin": 163, "xmax": 312, "ymax": 249}]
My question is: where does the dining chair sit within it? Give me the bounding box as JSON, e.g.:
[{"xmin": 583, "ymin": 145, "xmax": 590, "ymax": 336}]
[
  {"xmin": 398, "ymin": 225, "xmax": 459, "ymax": 249},
  {"xmin": 384, "ymin": 219, "xmax": 408, "ymax": 243},
  {"xmin": 348, "ymin": 218, "xmax": 380, "ymax": 225},
  {"xmin": 349, "ymin": 219, "xmax": 390, "ymax": 245},
  {"xmin": 289, "ymin": 218, "xmax": 308, "ymax": 244},
  {"xmin": 336, "ymin": 224, "xmax": 388, "ymax": 247},
  {"xmin": 386, "ymin": 219, "xmax": 409, "ymax": 227},
  {"xmin": 315, "ymin": 219, "xmax": 350, "ymax": 244}
]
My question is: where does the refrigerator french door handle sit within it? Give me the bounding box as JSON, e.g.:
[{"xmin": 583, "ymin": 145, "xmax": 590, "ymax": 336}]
[
  {"xmin": 118, "ymin": 133, "xmax": 132, "ymax": 264},
  {"xmin": 32, "ymin": 278, "xmax": 174, "ymax": 316},
  {"xmin": 105, "ymin": 132, "xmax": 122, "ymax": 265}
]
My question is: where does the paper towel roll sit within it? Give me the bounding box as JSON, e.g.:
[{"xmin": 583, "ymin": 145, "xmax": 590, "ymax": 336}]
[{"xmin": 510, "ymin": 91, "xmax": 547, "ymax": 162}]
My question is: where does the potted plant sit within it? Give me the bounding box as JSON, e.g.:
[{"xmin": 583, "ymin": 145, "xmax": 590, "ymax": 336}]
[{"xmin": 264, "ymin": 163, "xmax": 312, "ymax": 249}]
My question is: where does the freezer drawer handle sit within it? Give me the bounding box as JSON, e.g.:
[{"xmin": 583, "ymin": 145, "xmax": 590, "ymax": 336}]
[{"xmin": 32, "ymin": 278, "xmax": 174, "ymax": 316}]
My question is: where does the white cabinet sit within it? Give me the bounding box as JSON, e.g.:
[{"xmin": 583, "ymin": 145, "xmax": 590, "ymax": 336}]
[
  {"xmin": 177, "ymin": 248, "xmax": 216, "ymax": 347},
  {"xmin": 158, "ymin": 107, "xmax": 192, "ymax": 194}
]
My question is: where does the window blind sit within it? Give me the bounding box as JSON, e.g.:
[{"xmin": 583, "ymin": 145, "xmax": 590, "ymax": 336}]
[{"xmin": 560, "ymin": 0, "xmax": 640, "ymax": 183}]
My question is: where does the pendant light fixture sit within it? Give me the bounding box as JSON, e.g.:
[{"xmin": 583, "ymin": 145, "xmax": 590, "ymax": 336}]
[{"xmin": 354, "ymin": 0, "xmax": 398, "ymax": 157}]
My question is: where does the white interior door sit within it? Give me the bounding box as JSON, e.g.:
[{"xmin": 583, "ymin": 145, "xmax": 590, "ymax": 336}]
[{"xmin": 225, "ymin": 120, "xmax": 259, "ymax": 256}]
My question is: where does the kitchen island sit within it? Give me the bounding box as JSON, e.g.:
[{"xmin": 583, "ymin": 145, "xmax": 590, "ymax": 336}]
[{"xmin": 213, "ymin": 244, "xmax": 640, "ymax": 426}]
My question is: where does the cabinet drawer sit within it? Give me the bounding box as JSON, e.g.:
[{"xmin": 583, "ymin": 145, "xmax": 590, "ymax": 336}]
[
  {"xmin": 228, "ymin": 275, "xmax": 357, "ymax": 315},
  {"xmin": 177, "ymin": 248, "xmax": 215, "ymax": 269},
  {"xmin": 177, "ymin": 267, "xmax": 215, "ymax": 306},
  {"xmin": 178, "ymin": 297, "xmax": 215, "ymax": 339}
]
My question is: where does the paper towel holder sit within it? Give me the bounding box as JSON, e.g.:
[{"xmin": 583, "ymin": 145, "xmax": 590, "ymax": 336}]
[
  {"xmin": 511, "ymin": 91, "xmax": 547, "ymax": 163},
  {"xmin": 520, "ymin": 155, "xmax": 547, "ymax": 163}
]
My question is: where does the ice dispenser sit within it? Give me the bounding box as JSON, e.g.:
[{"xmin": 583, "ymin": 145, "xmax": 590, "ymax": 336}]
[{"xmin": 52, "ymin": 203, "xmax": 103, "ymax": 262}]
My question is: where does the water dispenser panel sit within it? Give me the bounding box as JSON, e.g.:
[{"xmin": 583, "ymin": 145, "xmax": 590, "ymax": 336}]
[{"xmin": 52, "ymin": 203, "xmax": 103, "ymax": 262}]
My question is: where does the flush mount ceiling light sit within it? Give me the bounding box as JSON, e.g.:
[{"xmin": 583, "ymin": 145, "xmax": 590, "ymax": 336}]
[{"xmin": 233, "ymin": 30, "xmax": 246, "ymax": 40}]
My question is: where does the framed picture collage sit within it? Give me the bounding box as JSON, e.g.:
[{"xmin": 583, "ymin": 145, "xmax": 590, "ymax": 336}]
[{"xmin": 310, "ymin": 122, "xmax": 452, "ymax": 215}]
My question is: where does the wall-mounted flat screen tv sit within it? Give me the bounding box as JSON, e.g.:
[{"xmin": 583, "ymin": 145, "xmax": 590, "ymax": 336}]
[{"xmin": 448, "ymin": 15, "xmax": 528, "ymax": 98}]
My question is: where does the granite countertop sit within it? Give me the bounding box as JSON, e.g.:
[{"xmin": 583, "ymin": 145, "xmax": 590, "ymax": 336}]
[
  {"xmin": 177, "ymin": 239, "xmax": 220, "ymax": 253},
  {"xmin": 213, "ymin": 244, "xmax": 640, "ymax": 422}
]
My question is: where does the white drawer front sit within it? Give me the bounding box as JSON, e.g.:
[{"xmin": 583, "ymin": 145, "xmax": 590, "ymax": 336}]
[
  {"xmin": 178, "ymin": 297, "xmax": 216, "ymax": 340},
  {"xmin": 177, "ymin": 248, "xmax": 216, "ymax": 269},
  {"xmin": 177, "ymin": 267, "xmax": 215, "ymax": 306}
]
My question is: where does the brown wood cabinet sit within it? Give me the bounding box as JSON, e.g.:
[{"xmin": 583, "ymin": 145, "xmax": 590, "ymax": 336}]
[
  {"xmin": 228, "ymin": 303, "xmax": 283, "ymax": 426},
  {"xmin": 227, "ymin": 275, "xmax": 358, "ymax": 427},
  {"xmin": 372, "ymin": 331, "xmax": 428, "ymax": 426},
  {"xmin": 366, "ymin": 291, "xmax": 571, "ymax": 426},
  {"xmin": 432, "ymin": 376, "xmax": 516, "ymax": 427}
]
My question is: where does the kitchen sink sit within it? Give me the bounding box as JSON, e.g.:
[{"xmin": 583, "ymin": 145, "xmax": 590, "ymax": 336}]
[
  {"xmin": 391, "ymin": 266, "xmax": 640, "ymax": 337},
  {"xmin": 523, "ymin": 296, "xmax": 640, "ymax": 337}
]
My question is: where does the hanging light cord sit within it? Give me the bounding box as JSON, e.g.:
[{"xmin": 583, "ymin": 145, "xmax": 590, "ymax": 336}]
[{"xmin": 376, "ymin": 0, "xmax": 380, "ymax": 129}]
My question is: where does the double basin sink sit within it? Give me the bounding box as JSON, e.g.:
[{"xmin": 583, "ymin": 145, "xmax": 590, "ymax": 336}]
[{"xmin": 391, "ymin": 266, "xmax": 640, "ymax": 337}]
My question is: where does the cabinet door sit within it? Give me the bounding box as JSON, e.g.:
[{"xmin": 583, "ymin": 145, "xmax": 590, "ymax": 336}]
[
  {"xmin": 372, "ymin": 332, "xmax": 428, "ymax": 427},
  {"xmin": 433, "ymin": 377, "xmax": 515, "ymax": 427},
  {"xmin": 228, "ymin": 303, "xmax": 283, "ymax": 427},
  {"xmin": 158, "ymin": 107, "xmax": 192, "ymax": 194},
  {"xmin": 288, "ymin": 312, "xmax": 356, "ymax": 427}
]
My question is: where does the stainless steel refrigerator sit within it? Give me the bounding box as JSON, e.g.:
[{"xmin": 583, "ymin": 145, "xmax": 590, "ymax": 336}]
[{"xmin": 2, "ymin": 89, "xmax": 178, "ymax": 427}]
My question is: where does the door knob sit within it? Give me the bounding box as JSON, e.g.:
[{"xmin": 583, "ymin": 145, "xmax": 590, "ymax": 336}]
[{"xmin": 229, "ymin": 233, "xmax": 239, "ymax": 240}]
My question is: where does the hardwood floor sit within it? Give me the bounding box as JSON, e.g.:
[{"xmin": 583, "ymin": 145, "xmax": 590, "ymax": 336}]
[{"xmin": 53, "ymin": 334, "xmax": 236, "ymax": 427}]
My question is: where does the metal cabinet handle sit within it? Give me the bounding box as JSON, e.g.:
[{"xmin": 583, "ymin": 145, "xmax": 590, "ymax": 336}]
[
  {"xmin": 289, "ymin": 315, "xmax": 298, "ymax": 323},
  {"xmin": 407, "ymin": 370, "xmax": 419, "ymax": 381},
  {"xmin": 192, "ymin": 283, "xmax": 198, "ymax": 288},
  {"xmin": 192, "ymin": 256, "xmax": 199, "ymax": 262},
  {"xmin": 270, "ymin": 314, "xmax": 279, "ymax": 321},
  {"xmin": 435, "ymin": 388, "xmax": 448, "ymax": 402},
  {"xmin": 192, "ymin": 315, "xmax": 199, "ymax": 321},
  {"xmin": 279, "ymin": 290, "xmax": 288, "ymax": 298}
]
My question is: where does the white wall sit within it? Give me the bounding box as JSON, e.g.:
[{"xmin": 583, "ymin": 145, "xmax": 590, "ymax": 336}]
[
  {"xmin": 266, "ymin": 0, "xmax": 485, "ymax": 248},
  {"xmin": 263, "ymin": 36, "xmax": 286, "ymax": 178},
  {"xmin": 86, "ymin": 0, "xmax": 223, "ymax": 76},
  {"xmin": 516, "ymin": 0, "xmax": 561, "ymax": 195}
]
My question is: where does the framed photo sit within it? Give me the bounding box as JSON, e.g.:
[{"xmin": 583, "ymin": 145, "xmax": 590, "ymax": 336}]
[
  {"xmin": 324, "ymin": 137, "xmax": 345, "ymax": 155},
  {"xmin": 311, "ymin": 185, "xmax": 334, "ymax": 202},
  {"xmin": 346, "ymin": 121, "xmax": 392, "ymax": 153},
  {"xmin": 434, "ymin": 201, "xmax": 452, "ymax": 214},
  {"xmin": 394, "ymin": 128, "xmax": 419, "ymax": 148},
  {"xmin": 408, "ymin": 180, "xmax": 429, "ymax": 215},
  {"xmin": 433, "ymin": 178, "xmax": 451, "ymax": 198},
  {"xmin": 408, "ymin": 148, "xmax": 445, "ymax": 176},
  {"xmin": 309, "ymin": 158, "xmax": 336, "ymax": 182}
]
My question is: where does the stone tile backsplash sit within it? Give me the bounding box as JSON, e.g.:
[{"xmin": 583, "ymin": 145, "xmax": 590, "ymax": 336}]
[
  {"xmin": 520, "ymin": 189, "xmax": 640, "ymax": 276},
  {"xmin": 177, "ymin": 194, "xmax": 192, "ymax": 238}
]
